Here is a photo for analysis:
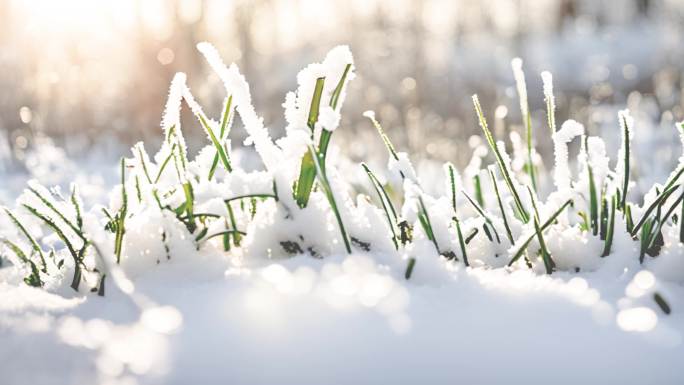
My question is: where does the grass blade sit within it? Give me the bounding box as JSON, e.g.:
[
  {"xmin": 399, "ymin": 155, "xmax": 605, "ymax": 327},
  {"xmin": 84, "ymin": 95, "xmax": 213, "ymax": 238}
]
[
  {"xmin": 308, "ymin": 145, "xmax": 351, "ymax": 254},
  {"xmin": 602, "ymin": 194, "xmax": 617, "ymax": 257},
  {"xmin": 416, "ymin": 194, "xmax": 440, "ymax": 253},
  {"xmin": 472, "ymin": 94, "xmax": 529, "ymax": 223},
  {"xmin": 452, "ymin": 216, "xmax": 469, "ymax": 267},
  {"xmin": 631, "ymin": 183, "xmax": 680, "ymax": 237},
  {"xmin": 618, "ymin": 110, "xmax": 632, "ymax": 210},
  {"xmin": 508, "ymin": 199, "xmax": 572, "ymax": 267},
  {"xmin": 583, "ymin": 135, "xmax": 599, "ymax": 236},
  {"xmin": 197, "ymin": 112, "xmax": 232, "ymax": 173},
  {"xmin": 362, "ymin": 163, "xmax": 398, "ymax": 250},
  {"xmin": 3, "ymin": 207, "xmax": 47, "ymax": 271},
  {"xmin": 364, "ymin": 111, "xmax": 399, "ymax": 162},
  {"xmin": 209, "ymin": 95, "xmax": 234, "ymax": 180},
  {"xmin": 527, "ymin": 186, "xmax": 555, "ymax": 274},
  {"xmin": 294, "ymin": 77, "xmax": 326, "ymax": 208},
  {"xmin": 1, "ymin": 239, "xmax": 43, "ymax": 287},
  {"xmin": 461, "ymin": 190, "xmax": 501, "ymax": 243},
  {"xmin": 21, "ymin": 203, "xmax": 83, "ymax": 290},
  {"xmin": 488, "ymin": 168, "xmax": 514, "ymax": 244},
  {"xmin": 404, "ymin": 257, "xmax": 416, "ymax": 280}
]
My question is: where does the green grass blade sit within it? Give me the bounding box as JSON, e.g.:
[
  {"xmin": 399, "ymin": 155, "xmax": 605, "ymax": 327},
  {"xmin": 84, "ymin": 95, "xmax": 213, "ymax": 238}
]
[
  {"xmin": 527, "ymin": 186, "xmax": 554, "ymax": 273},
  {"xmin": 404, "ymin": 257, "xmax": 416, "ymax": 280},
  {"xmin": 680, "ymin": 196, "xmax": 684, "ymax": 243},
  {"xmin": 645, "ymin": 188, "xmax": 684, "ymax": 253},
  {"xmin": 446, "ymin": 163, "xmax": 458, "ymax": 213},
  {"xmin": 631, "ymin": 183, "xmax": 680, "ymax": 237},
  {"xmin": 224, "ymin": 193, "xmax": 279, "ymax": 204},
  {"xmin": 600, "ymin": 196, "xmax": 608, "ymax": 240},
  {"xmin": 318, "ymin": 63, "xmax": 352, "ymax": 169},
  {"xmin": 308, "ymin": 145, "xmax": 351, "ymax": 254},
  {"xmin": 181, "ymin": 182, "xmax": 195, "ymax": 233},
  {"xmin": 26, "ymin": 185, "xmax": 84, "ymax": 241},
  {"xmin": 473, "ymin": 174, "xmax": 485, "ymax": 208},
  {"xmin": 21, "ymin": 203, "xmax": 82, "ymax": 290},
  {"xmin": 1, "ymin": 239, "xmax": 43, "ymax": 287},
  {"xmin": 453, "ymin": 216, "xmax": 469, "ymax": 267},
  {"xmin": 134, "ymin": 144, "xmax": 153, "ymax": 184},
  {"xmin": 209, "ymin": 95, "xmax": 234, "ymax": 180},
  {"xmin": 307, "ymin": 78, "xmax": 325, "ymax": 131},
  {"xmin": 583, "ymin": 135, "xmax": 599, "ymax": 236},
  {"xmin": 619, "ymin": 111, "xmax": 631, "ymax": 210},
  {"xmin": 602, "ymin": 194, "xmax": 617, "ymax": 257},
  {"xmin": 533, "ymin": 217, "xmax": 554, "ymax": 274},
  {"xmin": 70, "ymin": 185, "xmax": 83, "ymax": 231},
  {"xmin": 461, "ymin": 190, "xmax": 501, "ymax": 243},
  {"xmin": 197, "ymin": 113, "xmax": 232, "ymax": 173},
  {"xmin": 225, "ymin": 202, "xmax": 241, "ymax": 247},
  {"xmin": 364, "ymin": 111, "xmax": 399, "ymax": 161},
  {"xmin": 416, "ymin": 194, "xmax": 440, "ymax": 253},
  {"xmin": 294, "ymin": 78, "xmax": 326, "ymax": 208},
  {"xmin": 362, "ymin": 163, "xmax": 398, "ymax": 250},
  {"xmin": 488, "ymin": 168, "xmax": 514, "ymax": 244},
  {"xmin": 3, "ymin": 207, "xmax": 47, "ymax": 271},
  {"xmin": 154, "ymin": 143, "xmax": 178, "ymax": 184},
  {"xmin": 472, "ymin": 95, "xmax": 529, "ymax": 223},
  {"xmin": 508, "ymin": 199, "xmax": 572, "ymax": 267},
  {"xmin": 114, "ymin": 158, "xmax": 128, "ymax": 263}
]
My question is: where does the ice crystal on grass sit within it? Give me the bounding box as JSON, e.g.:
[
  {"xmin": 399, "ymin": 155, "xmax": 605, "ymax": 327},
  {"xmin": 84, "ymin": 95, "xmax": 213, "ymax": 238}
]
[{"xmin": 553, "ymin": 120, "xmax": 584, "ymax": 193}]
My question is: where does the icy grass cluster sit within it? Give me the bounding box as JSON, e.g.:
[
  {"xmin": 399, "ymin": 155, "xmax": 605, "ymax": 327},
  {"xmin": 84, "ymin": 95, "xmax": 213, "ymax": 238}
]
[{"xmin": 0, "ymin": 44, "xmax": 683, "ymax": 319}]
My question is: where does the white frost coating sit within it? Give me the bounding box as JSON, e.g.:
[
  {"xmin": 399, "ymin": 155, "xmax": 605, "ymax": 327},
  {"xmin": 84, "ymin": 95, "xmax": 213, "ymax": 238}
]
[
  {"xmin": 180, "ymin": 84, "xmax": 204, "ymax": 118},
  {"xmin": 542, "ymin": 71, "xmax": 556, "ymax": 133},
  {"xmin": 511, "ymin": 58, "xmax": 528, "ymax": 117},
  {"xmin": 196, "ymin": 42, "xmax": 281, "ymax": 169},
  {"xmin": 181, "ymin": 84, "xmax": 222, "ymax": 145},
  {"xmin": 283, "ymin": 45, "xmax": 354, "ymax": 134},
  {"xmin": 553, "ymin": 120, "xmax": 584, "ymax": 192},
  {"xmin": 316, "ymin": 106, "xmax": 341, "ymax": 132},
  {"xmin": 161, "ymin": 72, "xmax": 185, "ymax": 134},
  {"xmin": 362, "ymin": 110, "xmax": 375, "ymax": 119},
  {"xmin": 496, "ymin": 140, "xmax": 524, "ymax": 193},
  {"xmin": 158, "ymin": 73, "xmax": 190, "ymax": 183},
  {"xmin": 541, "ymin": 71, "xmax": 553, "ymax": 97},
  {"xmin": 388, "ymin": 152, "xmax": 418, "ymax": 183}
]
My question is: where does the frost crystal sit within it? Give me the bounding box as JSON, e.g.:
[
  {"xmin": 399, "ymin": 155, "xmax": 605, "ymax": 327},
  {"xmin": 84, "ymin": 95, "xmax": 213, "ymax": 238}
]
[
  {"xmin": 316, "ymin": 106, "xmax": 341, "ymax": 132},
  {"xmin": 553, "ymin": 120, "xmax": 584, "ymax": 192},
  {"xmin": 283, "ymin": 45, "xmax": 354, "ymax": 134},
  {"xmin": 161, "ymin": 72, "xmax": 185, "ymax": 134},
  {"xmin": 197, "ymin": 42, "xmax": 281, "ymax": 169},
  {"xmin": 388, "ymin": 152, "xmax": 418, "ymax": 183},
  {"xmin": 542, "ymin": 71, "xmax": 556, "ymax": 133},
  {"xmin": 160, "ymin": 72, "xmax": 189, "ymax": 178},
  {"xmin": 511, "ymin": 58, "xmax": 528, "ymax": 117},
  {"xmin": 362, "ymin": 110, "xmax": 376, "ymax": 119}
]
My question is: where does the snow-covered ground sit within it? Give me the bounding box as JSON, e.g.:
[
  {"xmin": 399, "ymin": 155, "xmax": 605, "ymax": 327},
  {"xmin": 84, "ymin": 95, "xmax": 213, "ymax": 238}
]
[
  {"xmin": 1, "ymin": 43, "xmax": 683, "ymax": 385},
  {"xmin": 1, "ymin": 252, "xmax": 683, "ymax": 385}
]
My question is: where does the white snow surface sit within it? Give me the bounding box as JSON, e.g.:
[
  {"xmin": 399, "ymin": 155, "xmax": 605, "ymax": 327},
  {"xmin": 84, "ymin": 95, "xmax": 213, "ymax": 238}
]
[{"xmin": 1, "ymin": 253, "xmax": 683, "ymax": 385}]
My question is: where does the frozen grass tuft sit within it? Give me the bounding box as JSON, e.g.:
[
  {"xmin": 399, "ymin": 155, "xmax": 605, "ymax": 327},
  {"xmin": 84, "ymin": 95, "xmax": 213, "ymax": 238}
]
[{"xmin": 1, "ymin": 43, "xmax": 684, "ymax": 303}]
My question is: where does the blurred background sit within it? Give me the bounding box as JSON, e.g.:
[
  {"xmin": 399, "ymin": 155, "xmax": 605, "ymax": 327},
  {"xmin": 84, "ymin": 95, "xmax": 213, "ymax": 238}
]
[{"xmin": 1, "ymin": 0, "xmax": 684, "ymax": 183}]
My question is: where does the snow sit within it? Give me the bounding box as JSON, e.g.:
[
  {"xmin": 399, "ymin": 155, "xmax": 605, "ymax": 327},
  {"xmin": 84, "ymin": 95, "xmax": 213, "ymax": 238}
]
[
  {"xmin": 1, "ymin": 256, "xmax": 683, "ymax": 384},
  {"xmin": 553, "ymin": 119, "xmax": 584, "ymax": 193},
  {"xmin": 511, "ymin": 57, "xmax": 529, "ymax": 118},
  {"xmin": 283, "ymin": 45, "xmax": 354, "ymax": 134},
  {"xmin": 1, "ymin": 44, "xmax": 684, "ymax": 385}
]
